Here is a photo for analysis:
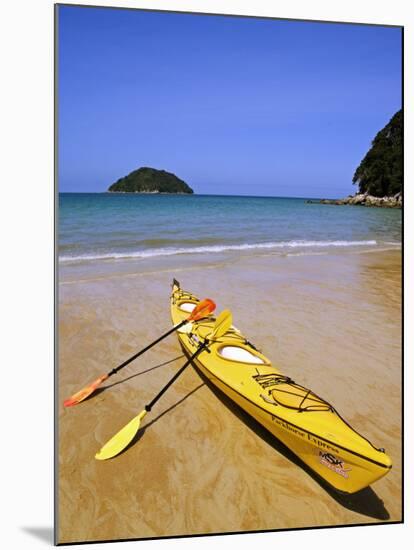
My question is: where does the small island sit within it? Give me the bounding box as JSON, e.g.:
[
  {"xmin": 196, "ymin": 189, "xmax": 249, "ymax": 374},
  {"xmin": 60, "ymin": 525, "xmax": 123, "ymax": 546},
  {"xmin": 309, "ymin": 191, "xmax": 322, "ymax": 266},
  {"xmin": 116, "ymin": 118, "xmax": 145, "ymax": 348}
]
[
  {"xmin": 108, "ymin": 167, "xmax": 194, "ymax": 194},
  {"xmin": 309, "ymin": 110, "xmax": 402, "ymax": 208}
]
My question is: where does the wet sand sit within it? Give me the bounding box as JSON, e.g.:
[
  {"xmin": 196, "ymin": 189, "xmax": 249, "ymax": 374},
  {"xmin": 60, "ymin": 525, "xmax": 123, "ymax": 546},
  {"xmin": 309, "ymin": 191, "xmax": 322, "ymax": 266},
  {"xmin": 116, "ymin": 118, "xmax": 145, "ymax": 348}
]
[{"xmin": 57, "ymin": 249, "xmax": 402, "ymax": 544}]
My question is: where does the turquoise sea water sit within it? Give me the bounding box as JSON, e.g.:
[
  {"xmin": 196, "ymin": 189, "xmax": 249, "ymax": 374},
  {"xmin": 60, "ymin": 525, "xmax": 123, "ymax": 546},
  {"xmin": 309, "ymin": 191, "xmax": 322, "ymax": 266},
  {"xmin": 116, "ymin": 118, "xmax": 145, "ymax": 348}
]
[{"xmin": 59, "ymin": 193, "xmax": 401, "ymax": 266}]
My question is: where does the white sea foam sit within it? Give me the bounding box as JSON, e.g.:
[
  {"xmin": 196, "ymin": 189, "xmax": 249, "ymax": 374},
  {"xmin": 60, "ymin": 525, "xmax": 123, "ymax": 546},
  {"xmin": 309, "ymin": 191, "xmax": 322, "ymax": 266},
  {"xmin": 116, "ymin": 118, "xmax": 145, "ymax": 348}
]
[{"xmin": 59, "ymin": 240, "xmax": 379, "ymax": 263}]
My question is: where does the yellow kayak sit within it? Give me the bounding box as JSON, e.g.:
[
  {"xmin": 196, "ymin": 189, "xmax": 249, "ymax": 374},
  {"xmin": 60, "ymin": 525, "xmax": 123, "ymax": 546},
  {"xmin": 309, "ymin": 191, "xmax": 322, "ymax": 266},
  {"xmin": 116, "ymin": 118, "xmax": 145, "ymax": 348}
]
[{"xmin": 170, "ymin": 280, "xmax": 392, "ymax": 494}]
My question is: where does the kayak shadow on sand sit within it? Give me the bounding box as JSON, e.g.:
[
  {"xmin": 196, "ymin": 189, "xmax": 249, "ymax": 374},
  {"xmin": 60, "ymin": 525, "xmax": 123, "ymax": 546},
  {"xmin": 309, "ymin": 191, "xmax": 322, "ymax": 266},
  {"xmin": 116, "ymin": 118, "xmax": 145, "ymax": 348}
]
[
  {"xmin": 193, "ymin": 366, "xmax": 390, "ymax": 521},
  {"xmin": 82, "ymin": 355, "xmax": 185, "ymax": 402},
  {"xmin": 112, "ymin": 382, "xmax": 205, "ymax": 458}
]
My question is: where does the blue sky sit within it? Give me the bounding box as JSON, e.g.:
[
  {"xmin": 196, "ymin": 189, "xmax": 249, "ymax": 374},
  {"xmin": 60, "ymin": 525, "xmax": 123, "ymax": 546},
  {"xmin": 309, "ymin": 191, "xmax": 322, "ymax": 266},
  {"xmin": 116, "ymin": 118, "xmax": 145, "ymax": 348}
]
[{"xmin": 58, "ymin": 6, "xmax": 402, "ymax": 198}]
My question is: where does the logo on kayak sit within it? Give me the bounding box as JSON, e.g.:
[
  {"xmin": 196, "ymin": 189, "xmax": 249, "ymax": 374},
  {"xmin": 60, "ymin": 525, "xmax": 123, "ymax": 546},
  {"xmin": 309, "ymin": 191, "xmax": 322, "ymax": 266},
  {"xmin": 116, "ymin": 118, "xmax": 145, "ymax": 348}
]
[{"xmin": 319, "ymin": 452, "xmax": 351, "ymax": 478}]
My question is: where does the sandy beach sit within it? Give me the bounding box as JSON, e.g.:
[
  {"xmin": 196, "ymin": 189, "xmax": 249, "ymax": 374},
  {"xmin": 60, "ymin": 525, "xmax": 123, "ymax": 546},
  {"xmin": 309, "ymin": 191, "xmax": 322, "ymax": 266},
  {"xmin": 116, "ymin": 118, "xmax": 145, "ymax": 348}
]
[{"xmin": 57, "ymin": 248, "xmax": 402, "ymax": 544}]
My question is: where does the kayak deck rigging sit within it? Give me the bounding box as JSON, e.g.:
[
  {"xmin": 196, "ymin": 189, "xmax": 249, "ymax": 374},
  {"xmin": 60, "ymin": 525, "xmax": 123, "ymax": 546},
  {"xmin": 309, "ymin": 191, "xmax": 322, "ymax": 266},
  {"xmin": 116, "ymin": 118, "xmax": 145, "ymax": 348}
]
[{"xmin": 253, "ymin": 373, "xmax": 335, "ymax": 413}]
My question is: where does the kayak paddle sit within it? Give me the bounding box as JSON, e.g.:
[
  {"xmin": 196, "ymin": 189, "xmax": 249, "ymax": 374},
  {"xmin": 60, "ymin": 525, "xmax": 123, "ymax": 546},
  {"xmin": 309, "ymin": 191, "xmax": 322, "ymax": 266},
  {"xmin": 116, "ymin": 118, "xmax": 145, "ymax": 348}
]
[
  {"xmin": 63, "ymin": 298, "xmax": 216, "ymax": 407},
  {"xmin": 95, "ymin": 309, "xmax": 233, "ymax": 460}
]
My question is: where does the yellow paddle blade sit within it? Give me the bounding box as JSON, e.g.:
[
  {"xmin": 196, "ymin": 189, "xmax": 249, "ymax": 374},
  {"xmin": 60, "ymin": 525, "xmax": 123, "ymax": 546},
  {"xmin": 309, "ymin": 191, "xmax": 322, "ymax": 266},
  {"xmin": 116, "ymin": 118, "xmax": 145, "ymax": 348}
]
[
  {"xmin": 210, "ymin": 309, "xmax": 232, "ymax": 340},
  {"xmin": 95, "ymin": 410, "xmax": 147, "ymax": 460},
  {"xmin": 63, "ymin": 374, "xmax": 109, "ymax": 407}
]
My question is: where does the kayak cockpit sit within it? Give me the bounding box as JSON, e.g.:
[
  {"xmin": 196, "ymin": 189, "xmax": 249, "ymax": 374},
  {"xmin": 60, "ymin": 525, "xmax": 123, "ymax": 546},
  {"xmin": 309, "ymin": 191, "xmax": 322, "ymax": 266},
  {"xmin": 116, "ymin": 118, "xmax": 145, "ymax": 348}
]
[
  {"xmin": 217, "ymin": 344, "xmax": 269, "ymax": 365},
  {"xmin": 178, "ymin": 301, "xmax": 197, "ymax": 313}
]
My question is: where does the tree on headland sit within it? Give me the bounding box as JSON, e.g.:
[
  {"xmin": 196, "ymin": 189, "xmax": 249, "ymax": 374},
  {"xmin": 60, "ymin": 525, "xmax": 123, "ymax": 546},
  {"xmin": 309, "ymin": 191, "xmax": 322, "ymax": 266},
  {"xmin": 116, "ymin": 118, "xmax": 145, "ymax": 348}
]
[{"xmin": 352, "ymin": 110, "xmax": 402, "ymax": 197}]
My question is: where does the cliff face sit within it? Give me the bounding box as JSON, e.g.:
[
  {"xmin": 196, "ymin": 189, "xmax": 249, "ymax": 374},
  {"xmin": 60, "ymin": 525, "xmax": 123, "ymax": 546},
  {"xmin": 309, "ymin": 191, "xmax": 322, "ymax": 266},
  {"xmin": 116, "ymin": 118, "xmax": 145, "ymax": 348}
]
[
  {"xmin": 108, "ymin": 167, "xmax": 194, "ymax": 194},
  {"xmin": 352, "ymin": 110, "xmax": 402, "ymax": 198}
]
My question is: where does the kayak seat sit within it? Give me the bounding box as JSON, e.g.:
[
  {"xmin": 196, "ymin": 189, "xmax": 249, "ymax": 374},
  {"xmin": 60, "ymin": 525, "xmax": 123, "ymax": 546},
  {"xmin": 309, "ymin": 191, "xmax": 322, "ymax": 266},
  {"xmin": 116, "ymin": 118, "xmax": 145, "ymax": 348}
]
[{"xmin": 218, "ymin": 345, "xmax": 265, "ymax": 364}]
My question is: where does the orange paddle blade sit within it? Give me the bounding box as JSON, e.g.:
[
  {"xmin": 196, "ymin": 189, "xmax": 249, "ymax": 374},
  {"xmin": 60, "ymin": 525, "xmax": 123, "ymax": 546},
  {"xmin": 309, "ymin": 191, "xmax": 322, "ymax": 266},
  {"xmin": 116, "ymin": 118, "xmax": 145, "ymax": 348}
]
[
  {"xmin": 188, "ymin": 298, "xmax": 216, "ymax": 321},
  {"xmin": 63, "ymin": 373, "xmax": 109, "ymax": 407}
]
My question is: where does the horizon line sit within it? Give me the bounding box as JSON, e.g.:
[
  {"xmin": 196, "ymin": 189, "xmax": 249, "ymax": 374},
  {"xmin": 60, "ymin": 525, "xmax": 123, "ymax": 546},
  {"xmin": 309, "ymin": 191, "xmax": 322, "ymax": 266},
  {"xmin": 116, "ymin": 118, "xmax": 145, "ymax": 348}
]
[{"xmin": 58, "ymin": 191, "xmax": 338, "ymax": 200}]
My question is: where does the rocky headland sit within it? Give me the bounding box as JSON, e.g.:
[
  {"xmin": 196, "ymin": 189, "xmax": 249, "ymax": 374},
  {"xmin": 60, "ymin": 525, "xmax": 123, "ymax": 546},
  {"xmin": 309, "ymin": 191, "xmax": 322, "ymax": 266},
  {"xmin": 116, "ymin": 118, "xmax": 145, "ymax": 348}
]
[
  {"xmin": 310, "ymin": 110, "xmax": 402, "ymax": 209},
  {"xmin": 309, "ymin": 192, "xmax": 402, "ymax": 208}
]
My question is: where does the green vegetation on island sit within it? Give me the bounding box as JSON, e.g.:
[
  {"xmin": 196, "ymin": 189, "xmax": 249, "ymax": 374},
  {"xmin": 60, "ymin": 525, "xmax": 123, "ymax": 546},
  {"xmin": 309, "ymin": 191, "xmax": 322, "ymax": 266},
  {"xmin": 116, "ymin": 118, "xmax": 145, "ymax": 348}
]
[
  {"xmin": 309, "ymin": 109, "xmax": 402, "ymax": 208},
  {"xmin": 352, "ymin": 109, "xmax": 402, "ymax": 197},
  {"xmin": 108, "ymin": 167, "xmax": 194, "ymax": 194}
]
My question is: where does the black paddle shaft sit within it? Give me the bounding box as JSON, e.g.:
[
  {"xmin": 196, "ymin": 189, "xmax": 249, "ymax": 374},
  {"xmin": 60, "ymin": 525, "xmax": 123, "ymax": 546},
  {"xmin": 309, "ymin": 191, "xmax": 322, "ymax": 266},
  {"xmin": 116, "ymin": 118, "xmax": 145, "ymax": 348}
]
[
  {"xmin": 108, "ymin": 319, "xmax": 187, "ymax": 377},
  {"xmin": 145, "ymin": 343, "xmax": 208, "ymax": 412}
]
